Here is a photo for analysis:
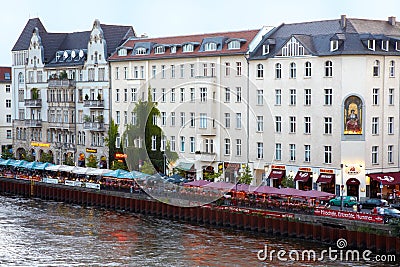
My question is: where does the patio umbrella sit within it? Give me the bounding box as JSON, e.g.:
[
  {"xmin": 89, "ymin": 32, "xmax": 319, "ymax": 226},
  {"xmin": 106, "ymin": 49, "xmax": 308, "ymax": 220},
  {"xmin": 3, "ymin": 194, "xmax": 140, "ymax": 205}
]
[
  {"xmin": 23, "ymin": 161, "xmax": 39, "ymax": 169},
  {"xmin": 45, "ymin": 164, "xmax": 63, "ymax": 171},
  {"xmin": 203, "ymin": 181, "xmax": 236, "ymax": 190},
  {"xmin": 0, "ymin": 159, "xmax": 15, "ymax": 166},
  {"xmin": 33, "ymin": 162, "xmax": 53, "ymax": 170},
  {"xmin": 103, "ymin": 169, "xmax": 130, "ymax": 178},
  {"xmin": 86, "ymin": 168, "xmax": 112, "ymax": 176},
  {"xmin": 183, "ymin": 180, "xmax": 211, "ymax": 187},
  {"xmin": 11, "ymin": 160, "xmax": 28, "ymax": 167},
  {"xmin": 251, "ymin": 185, "xmax": 281, "ymax": 195}
]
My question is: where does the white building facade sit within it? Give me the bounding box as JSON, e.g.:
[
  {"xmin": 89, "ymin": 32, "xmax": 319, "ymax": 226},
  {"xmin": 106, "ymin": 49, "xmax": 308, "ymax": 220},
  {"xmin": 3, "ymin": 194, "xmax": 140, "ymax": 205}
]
[{"xmin": 0, "ymin": 67, "xmax": 12, "ymax": 154}]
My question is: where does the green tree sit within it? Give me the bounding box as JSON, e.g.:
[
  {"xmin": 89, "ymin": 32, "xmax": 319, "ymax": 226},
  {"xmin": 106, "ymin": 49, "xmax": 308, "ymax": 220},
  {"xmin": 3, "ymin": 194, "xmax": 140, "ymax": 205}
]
[
  {"xmin": 25, "ymin": 153, "xmax": 35, "ymax": 162},
  {"xmin": 1, "ymin": 149, "xmax": 14, "ymax": 160},
  {"xmin": 86, "ymin": 154, "xmax": 98, "ymax": 168},
  {"xmin": 203, "ymin": 171, "xmax": 221, "ymax": 182},
  {"xmin": 105, "ymin": 119, "xmax": 125, "ymax": 169},
  {"xmin": 111, "ymin": 160, "xmax": 129, "ymax": 171},
  {"xmin": 281, "ymin": 176, "xmax": 295, "ymax": 188},
  {"xmin": 64, "ymin": 155, "xmax": 75, "ymax": 166},
  {"xmin": 40, "ymin": 152, "xmax": 53, "ymax": 163},
  {"xmin": 238, "ymin": 165, "xmax": 253, "ymax": 184},
  {"xmin": 140, "ymin": 160, "xmax": 157, "ymax": 175}
]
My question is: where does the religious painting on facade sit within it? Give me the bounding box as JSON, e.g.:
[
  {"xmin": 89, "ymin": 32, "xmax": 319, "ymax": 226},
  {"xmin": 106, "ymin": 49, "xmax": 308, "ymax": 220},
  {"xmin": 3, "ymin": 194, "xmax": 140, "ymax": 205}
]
[{"xmin": 344, "ymin": 95, "xmax": 362, "ymax": 135}]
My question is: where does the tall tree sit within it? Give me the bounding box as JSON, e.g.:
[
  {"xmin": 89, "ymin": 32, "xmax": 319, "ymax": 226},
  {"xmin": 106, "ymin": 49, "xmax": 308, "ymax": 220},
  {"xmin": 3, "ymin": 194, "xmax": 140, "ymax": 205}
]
[
  {"xmin": 238, "ymin": 165, "xmax": 253, "ymax": 184},
  {"xmin": 105, "ymin": 119, "xmax": 124, "ymax": 168}
]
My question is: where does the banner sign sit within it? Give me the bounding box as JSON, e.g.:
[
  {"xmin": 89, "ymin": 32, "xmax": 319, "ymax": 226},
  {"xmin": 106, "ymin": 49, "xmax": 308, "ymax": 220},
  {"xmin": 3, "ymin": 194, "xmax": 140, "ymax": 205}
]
[
  {"xmin": 43, "ymin": 178, "xmax": 59, "ymax": 184},
  {"xmin": 85, "ymin": 183, "xmax": 100, "ymax": 190},
  {"xmin": 314, "ymin": 208, "xmax": 384, "ymax": 224}
]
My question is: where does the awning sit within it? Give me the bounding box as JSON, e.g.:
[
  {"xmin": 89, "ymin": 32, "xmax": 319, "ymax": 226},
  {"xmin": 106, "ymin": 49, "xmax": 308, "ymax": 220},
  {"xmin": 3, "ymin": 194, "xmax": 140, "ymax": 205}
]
[
  {"xmin": 268, "ymin": 170, "xmax": 285, "ymax": 179},
  {"xmin": 294, "ymin": 171, "xmax": 311, "ymax": 182},
  {"xmin": 316, "ymin": 173, "xmax": 335, "ymax": 183},
  {"xmin": 369, "ymin": 172, "xmax": 400, "ymax": 185},
  {"xmin": 346, "ymin": 178, "xmax": 360, "ymax": 185},
  {"xmin": 175, "ymin": 162, "xmax": 194, "ymax": 172}
]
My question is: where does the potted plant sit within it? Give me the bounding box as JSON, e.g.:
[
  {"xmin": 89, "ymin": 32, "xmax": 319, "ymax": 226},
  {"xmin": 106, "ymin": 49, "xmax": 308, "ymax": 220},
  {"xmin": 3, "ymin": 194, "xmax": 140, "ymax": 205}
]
[
  {"xmin": 96, "ymin": 115, "xmax": 104, "ymax": 123},
  {"xmin": 83, "ymin": 115, "xmax": 91, "ymax": 123}
]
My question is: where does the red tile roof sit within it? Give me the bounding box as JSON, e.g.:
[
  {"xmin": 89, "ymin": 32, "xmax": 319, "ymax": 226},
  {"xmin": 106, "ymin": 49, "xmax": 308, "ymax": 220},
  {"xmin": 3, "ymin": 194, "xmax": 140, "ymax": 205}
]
[
  {"xmin": 0, "ymin": 67, "xmax": 11, "ymax": 83},
  {"xmin": 109, "ymin": 29, "xmax": 260, "ymax": 61}
]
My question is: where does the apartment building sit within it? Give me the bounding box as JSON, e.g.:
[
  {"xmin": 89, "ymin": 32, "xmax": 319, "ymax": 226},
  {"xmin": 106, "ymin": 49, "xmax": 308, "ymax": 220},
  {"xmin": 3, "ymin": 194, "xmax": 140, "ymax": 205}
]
[{"xmin": 0, "ymin": 67, "xmax": 12, "ymax": 154}]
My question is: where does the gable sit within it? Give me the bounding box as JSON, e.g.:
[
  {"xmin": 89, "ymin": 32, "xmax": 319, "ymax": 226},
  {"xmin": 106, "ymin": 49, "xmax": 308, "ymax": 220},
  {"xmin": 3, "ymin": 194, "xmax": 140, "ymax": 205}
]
[{"xmin": 275, "ymin": 36, "xmax": 313, "ymax": 57}]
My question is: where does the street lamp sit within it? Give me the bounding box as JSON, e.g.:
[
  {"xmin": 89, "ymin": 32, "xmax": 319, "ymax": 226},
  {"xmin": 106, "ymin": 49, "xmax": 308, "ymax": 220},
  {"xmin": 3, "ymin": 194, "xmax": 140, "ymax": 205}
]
[
  {"xmin": 163, "ymin": 152, "xmax": 167, "ymax": 175},
  {"xmin": 340, "ymin": 163, "xmax": 344, "ymax": 211}
]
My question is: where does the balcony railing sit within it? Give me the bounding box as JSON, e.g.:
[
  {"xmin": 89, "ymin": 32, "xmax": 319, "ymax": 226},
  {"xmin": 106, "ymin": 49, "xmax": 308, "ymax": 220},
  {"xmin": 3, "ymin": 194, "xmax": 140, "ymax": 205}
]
[
  {"xmin": 83, "ymin": 122, "xmax": 105, "ymax": 131},
  {"xmin": 195, "ymin": 152, "xmax": 217, "ymax": 162},
  {"xmin": 24, "ymin": 99, "xmax": 42, "ymax": 107},
  {"xmin": 25, "ymin": 119, "xmax": 42, "ymax": 127},
  {"xmin": 48, "ymin": 79, "xmax": 76, "ymax": 88},
  {"xmin": 83, "ymin": 99, "xmax": 104, "ymax": 108}
]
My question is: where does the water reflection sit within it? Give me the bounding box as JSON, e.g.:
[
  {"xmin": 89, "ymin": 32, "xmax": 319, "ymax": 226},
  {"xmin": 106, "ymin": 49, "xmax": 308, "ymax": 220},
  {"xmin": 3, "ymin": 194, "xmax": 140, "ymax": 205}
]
[{"xmin": 0, "ymin": 195, "xmax": 397, "ymax": 266}]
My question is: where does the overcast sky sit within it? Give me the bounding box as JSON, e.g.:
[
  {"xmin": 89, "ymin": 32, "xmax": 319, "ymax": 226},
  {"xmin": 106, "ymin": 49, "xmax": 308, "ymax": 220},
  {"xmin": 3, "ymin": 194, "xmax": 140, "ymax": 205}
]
[{"xmin": 0, "ymin": 0, "xmax": 399, "ymax": 66}]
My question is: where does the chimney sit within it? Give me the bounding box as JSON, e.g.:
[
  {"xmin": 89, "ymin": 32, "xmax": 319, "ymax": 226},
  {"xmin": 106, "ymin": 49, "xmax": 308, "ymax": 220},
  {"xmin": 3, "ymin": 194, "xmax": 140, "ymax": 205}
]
[
  {"xmin": 388, "ymin": 16, "xmax": 396, "ymax": 26},
  {"xmin": 340, "ymin": 15, "xmax": 346, "ymax": 29},
  {"xmin": 140, "ymin": 33, "xmax": 148, "ymax": 38}
]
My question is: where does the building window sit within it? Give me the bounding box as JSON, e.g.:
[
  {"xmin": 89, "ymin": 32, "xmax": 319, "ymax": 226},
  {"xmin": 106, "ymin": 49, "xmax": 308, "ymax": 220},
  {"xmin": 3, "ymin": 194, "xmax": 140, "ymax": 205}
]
[
  {"xmin": 388, "ymin": 117, "xmax": 394, "ymax": 134},
  {"xmin": 190, "ymin": 112, "xmax": 195, "ymax": 127},
  {"xmin": 290, "ymin": 89, "xmax": 296, "ymax": 105},
  {"xmin": 304, "ymin": 89, "xmax": 311, "ymax": 105},
  {"xmin": 116, "ymin": 111, "xmax": 120, "ymax": 124},
  {"xmin": 225, "ymin": 62, "xmax": 230, "ymax": 76},
  {"xmin": 368, "ymin": 40, "xmax": 375, "ymax": 51},
  {"xmin": 6, "ymin": 114, "xmax": 11, "ymax": 123},
  {"xmin": 389, "ymin": 60, "xmax": 395, "ymax": 77},
  {"xmin": 324, "ymin": 89, "xmax": 332, "ymax": 105},
  {"xmin": 190, "ymin": 137, "xmax": 195, "ymax": 153},
  {"xmin": 257, "ymin": 116, "xmax": 264, "ymax": 132},
  {"xmin": 289, "ymin": 116, "xmax": 296, "ymax": 133},
  {"xmin": 205, "ymin": 139, "xmax": 214, "ymax": 154},
  {"xmin": 256, "ymin": 64, "xmax": 264, "ymax": 78},
  {"xmin": 131, "ymin": 112, "xmax": 137, "ymax": 125},
  {"xmin": 372, "ymin": 88, "xmax": 379, "ymax": 105},
  {"xmin": 152, "ymin": 65, "xmax": 156, "ymax": 79},
  {"xmin": 257, "ymin": 142, "xmax": 264, "ymax": 159},
  {"xmin": 289, "ymin": 62, "xmax": 296, "ymax": 78},
  {"xmin": 224, "ymin": 113, "xmax": 231, "ymax": 128},
  {"xmin": 170, "ymin": 65, "xmax": 175, "ymax": 78},
  {"xmin": 228, "ymin": 40, "xmax": 240, "ymax": 50},
  {"xmin": 161, "ymin": 65, "xmax": 166, "ymax": 79},
  {"xmin": 236, "ymin": 113, "xmax": 242, "ymax": 129},
  {"xmin": 180, "ymin": 88, "xmax": 185, "ymax": 102},
  {"xmin": 305, "ymin": 61, "xmax": 312, "ymax": 77},
  {"xmin": 372, "ymin": 117, "xmax": 379, "ymax": 135},
  {"xmin": 225, "ymin": 139, "xmax": 231, "ymax": 155},
  {"xmin": 388, "ymin": 88, "xmax": 394, "ymax": 105},
  {"xmin": 388, "ymin": 145, "xmax": 394, "ymax": 164},
  {"xmin": 275, "ymin": 143, "xmax": 282, "ymax": 161},
  {"xmin": 6, "ymin": 85, "xmax": 11, "ymax": 93},
  {"xmin": 275, "ymin": 63, "xmax": 281, "ymax": 79},
  {"xmin": 155, "ymin": 46, "xmax": 165, "ymax": 54},
  {"xmin": 236, "ymin": 139, "xmax": 242, "ymax": 156},
  {"xmin": 190, "ymin": 64, "xmax": 195, "ymax": 77},
  {"xmin": 225, "ymin": 88, "xmax": 231, "ymax": 102},
  {"xmin": 170, "ymin": 112, "xmax": 176, "ymax": 127},
  {"xmin": 236, "ymin": 62, "xmax": 242, "ymax": 76},
  {"xmin": 304, "ymin": 117, "xmax": 311, "ymax": 134},
  {"xmin": 275, "ymin": 89, "xmax": 281, "ymax": 105},
  {"xmin": 325, "ymin": 61, "xmax": 333, "ymax": 77},
  {"xmin": 183, "ymin": 44, "xmax": 194, "ymax": 52},
  {"xmin": 210, "ymin": 63, "xmax": 215, "ymax": 77},
  {"xmin": 136, "ymin": 47, "xmax": 147, "ymax": 55},
  {"xmin": 373, "ymin": 60, "xmax": 380, "ymax": 77},
  {"xmin": 289, "ymin": 144, "xmax": 296, "ymax": 161},
  {"xmin": 324, "ymin": 117, "xmax": 332, "ymax": 134},
  {"xmin": 330, "ymin": 40, "xmax": 338, "ymax": 51},
  {"xmin": 324, "ymin": 146, "xmax": 332, "ymax": 164},
  {"xmin": 5, "ymin": 99, "xmax": 11, "ymax": 108},
  {"xmin": 200, "ymin": 87, "xmax": 207, "ymax": 102},
  {"xmin": 124, "ymin": 111, "xmax": 128, "ymax": 124},
  {"xmin": 180, "ymin": 64, "xmax": 184, "ymax": 78},
  {"xmin": 131, "ymin": 88, "xmax": 137, "ymax": 102},
  {"xmin": 281, "ymin": 37, "xmax": 304, "ymax": 56},
  {"xmin": 262, "ymin": 44, "xmax": 269, "ymax": 55},
  {"xmin": 236, "ymin": 87, "xmax": 242, "ymax": 102},
  {"xmin": 161, "ymin": 112, "xmax": 166, "ymax": 126},
  {"xmin": 170, "ymin": 88, "xmax": 176, "ymax": 103},
  {"xmin": 6, "ymin": 130, "xmax": 11, "ymax": 139},
  {"xmin": 180, "ymin": 136, "xmax": 185, "ymax": 152},
  {"xmin": 180, "ymin": 112, "xmax": 185, "ymax": 127},
  {"xmin": 275, "ymin": 116, "xmax": 281, "ymax": 133},
  {"xmin": 151, "ymin": 88, "xmax": 156, "ymax": 102},
  {"xmin": 304, "ymin": 145, "xmax": 311, "ymax": 162},
  {"xmin": 200, "ymin": 113, "xmax": 207, "ymax": 129},
  {"xmin": 115, "ymin": 67, "xmax": 119, "ymax": 80},
  {"xmin": 257, "ymin": 89, "xmax": 263, "ymax": 105},
  {"xmin": 171, "ymin": 136, "xmax": 176, "ymax": 151},
  {"xmin": 372, "ymin": 146, "xmax": 379, "ymax": 164},
  {"xmin": 190, "ymin": 88, "xmax": 195, "ymax": 102}
]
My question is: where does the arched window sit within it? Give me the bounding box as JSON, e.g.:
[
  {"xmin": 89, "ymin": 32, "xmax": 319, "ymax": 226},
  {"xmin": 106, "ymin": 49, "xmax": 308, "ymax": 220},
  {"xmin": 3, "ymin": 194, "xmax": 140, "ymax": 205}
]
[
  {"xmin": 182, "ymin": 44, "xmax": 194, "ymax": 52},
  {"xmin": 82, "ymin": 132, "xmax": 86, "ymax": 145},
  {"xmin": 204, "ymin": 42, "xmax": 217, "ymax": 51},
  {"xmin": 389, "ymin": 60, "xmax": 395, "ymax": 77},
  {"xmin": 18, "ymin": 72, "xmax": 24, "ymax": 85},
  {"xmin": 373, "ymin": 60, "xmax": 380, "ymax": 77},
  {"xmin": 228, "ymin": 40, "xmax": 240, "ymax": 50},
  {"xmin": 275, "ymin": 63, "xmax": 281, "ymax": 79},
  {"xmin": 325, "ymin": 61, "xmax": 333, "ymax": 77},
  {"xmin": 289, "ymin": 62, "xmax": 296, "ymax": 78},
  {"xmin": 305, "ymin": 61, "xmax": 312, "ymax": 77},
  {"xmin": 344, "ymin": 95, "xmax": 363, "ymax": 135},
  {"xmin": 256, "ymin": 64, "xmax": 264, "ymax": 78},
  {"xmin": 154, "ymin": 46, "xmax": 165, "ymax": 54},
  {"xmin": 135, "ymin": 47, "xmax": 147, "ymax": 55}
]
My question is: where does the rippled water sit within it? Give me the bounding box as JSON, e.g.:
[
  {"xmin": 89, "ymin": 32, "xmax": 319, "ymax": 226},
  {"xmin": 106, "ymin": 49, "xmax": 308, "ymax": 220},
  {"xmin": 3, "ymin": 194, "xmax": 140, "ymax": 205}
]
[{"xmin": 0, "ymin": 194, "xmax": 397, "ymax": 267}]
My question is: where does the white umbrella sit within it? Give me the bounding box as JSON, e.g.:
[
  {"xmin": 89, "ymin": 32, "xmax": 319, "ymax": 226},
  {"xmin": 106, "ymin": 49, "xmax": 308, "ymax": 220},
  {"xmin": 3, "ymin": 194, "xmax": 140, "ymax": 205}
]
[
  {"xmin": 45, "ymin": 164, "xmax": 63, "ymax": 171},
  {"xmin": 86, "ymin": 168, "xmax": 112, "ymax": 176}
]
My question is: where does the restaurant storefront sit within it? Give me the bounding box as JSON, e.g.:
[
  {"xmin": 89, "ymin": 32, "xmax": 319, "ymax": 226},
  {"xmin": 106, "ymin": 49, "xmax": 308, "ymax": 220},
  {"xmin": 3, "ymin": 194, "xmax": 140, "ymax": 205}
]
[
  {"xmin": 267, "ymin": 165, "xmax": 285, "ymax": 188},
  {"xmin": 316, "ymin": 169, "xmax": 335, "ymax": 194},
  {"xmin": 368, "ymin": 172, "xmax": 400, "ymax": 200},
  {"xmin": 294, "ymin": 167, "xmax": 312, "ymax": 191}
]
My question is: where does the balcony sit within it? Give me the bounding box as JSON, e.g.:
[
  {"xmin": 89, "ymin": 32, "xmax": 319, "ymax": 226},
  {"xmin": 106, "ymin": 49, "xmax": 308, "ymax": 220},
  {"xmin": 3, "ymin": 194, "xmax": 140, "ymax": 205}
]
[
  {"xmin": 48, "ymin": 79, "xmax": 76, "ymax": 88},
  {"xmin": 48, "ymin": 122, "xmax": 76, "ymax": 130},
  {"xmin": 24, "ymin": 99, "xmax": 42, "ymax": 107},
  {"xmin": 83, "ymin": 122, "xmax": 105, "ymax": 131},
  {"xmin": 199, "ymin": 127, "xmax": 216, "ymax": 136},
  {"xmin": 48, "ymin": 101, "xmax": 75, "ymax": 108},
  {"xmin": 83, "ymin": 99, "xmax": 104, "ymax": 108},
  {"xmin": 195, "ymin": 152, "xmax": 217, "ymax": 162},
  {"xmin": 25, "ymin": 119, "xmax": 42, "ymax": 127}
]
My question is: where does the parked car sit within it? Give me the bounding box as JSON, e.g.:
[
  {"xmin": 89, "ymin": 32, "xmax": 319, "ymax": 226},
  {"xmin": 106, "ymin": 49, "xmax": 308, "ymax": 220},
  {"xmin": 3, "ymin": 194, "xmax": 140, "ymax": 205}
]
[
  {"xmin": 329, "ymin": 196, "xmax": 358, "ymax": 207},
  {"xmin": 361, "ymin": 198, "xmax": 388, "ymax": 209},
  {"xmin": 381, "ymin": 207, "xmax": 400, "ymax": 223}
]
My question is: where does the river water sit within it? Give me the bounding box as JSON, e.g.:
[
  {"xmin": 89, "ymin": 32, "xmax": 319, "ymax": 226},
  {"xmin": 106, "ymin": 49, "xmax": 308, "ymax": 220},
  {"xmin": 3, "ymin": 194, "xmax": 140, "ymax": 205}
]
[{"xmin": 0, "ymin": 194, "xmax": 397, "ymax": 267}]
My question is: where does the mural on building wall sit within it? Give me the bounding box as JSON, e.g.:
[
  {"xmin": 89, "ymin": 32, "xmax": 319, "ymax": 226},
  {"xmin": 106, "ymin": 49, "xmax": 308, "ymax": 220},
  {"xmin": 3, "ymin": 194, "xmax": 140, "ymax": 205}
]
[{"xmin": 344, "ymin": 95, "xmax": 362, "ymax": 135}]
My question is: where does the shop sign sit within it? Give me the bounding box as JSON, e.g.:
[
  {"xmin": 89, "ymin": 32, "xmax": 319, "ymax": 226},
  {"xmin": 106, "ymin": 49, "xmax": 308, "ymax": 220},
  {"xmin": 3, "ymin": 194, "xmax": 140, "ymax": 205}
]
[
  {"xmin": 345, "ymin": 165, "xmax": 361, "ymax": 175},
  {"xmin": 314, "ymin": 209, "xmax": 383, "ymax": 224},
  {"xmin": 320, "ymin": 168, "xmax": 334, "ymax": 174},
  {"xmin": 86, "ymin": 148, "xmax": 97, "ymax": 153},
  {"xmin": 299, "ymin": 167, "xmax": 312, "ymax": 172},
  {"xmin": 30, "ymin": 142, "xmax": 50, "ymax": 147},
  {"xmin": 271, "ymin": 165, "xmax": 285, "ymax": 170},
  {"xmin": 115, "ymin": 153, "xmax": 127, "ymax": 159}
]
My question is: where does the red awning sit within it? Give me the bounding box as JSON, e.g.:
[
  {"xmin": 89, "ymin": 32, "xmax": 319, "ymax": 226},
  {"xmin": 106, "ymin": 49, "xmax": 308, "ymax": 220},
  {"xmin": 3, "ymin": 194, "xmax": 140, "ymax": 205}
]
[
  {"xmin": 369, "ymin": 172, "xmax": 400, "ymax": 185},
  {"xmin": 294, "ymin": 171, "xmax": 311, "ymax": 182},
  {"xmin": 316, "ymin": 173, "xmax": 335, "ymax": 183},
  {"xmin": 268, "ymin": 170, "xmax": 285, "ymax": 179},
  {"xmin": 346, "ymin": 178, "xmax": 360, "ymax": 185}
]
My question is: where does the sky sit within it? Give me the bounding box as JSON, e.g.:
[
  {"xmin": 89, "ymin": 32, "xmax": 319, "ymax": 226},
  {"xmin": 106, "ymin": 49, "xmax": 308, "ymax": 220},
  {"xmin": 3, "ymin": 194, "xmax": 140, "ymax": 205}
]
[{"xmin": 0, "ymin": 0, "xmax": 399, "ymax": 66}]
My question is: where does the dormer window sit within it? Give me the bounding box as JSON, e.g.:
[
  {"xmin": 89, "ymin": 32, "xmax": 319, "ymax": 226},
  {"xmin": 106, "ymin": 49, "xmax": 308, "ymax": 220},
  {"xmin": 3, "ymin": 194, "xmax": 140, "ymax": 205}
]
[
  {"xmin": 182, "ymin": 44, "xmax": 194, "ymax": 53},
  {"xmin": 56, "ymin": 52, "xmax": 61, "ymax": 61},
  {"xmin": 118, "ymin": 48, "xmax": 127, "ymax": 56},
  {"xmin": 204, "ymin": 42, "xmax": 217, "ymax": 51},
  {"xmin": 368, "ymin": 39, "xmax": 375, "ymax": 51},
  {"xmin": 136, "ymin": 47, "xmax": 147, "ymax": 55},
  {"xmin": 155, "ymin": 46, "xmax": 165, "ymax": 54},
  {"xmin": 281, "ymin": 37, "xmax": 304, "ymax": 57},
  {"xmin": 170, "ymin": 46, "xmax": 176, "ymax": 53},
  {"xmin": 228, "ymin": 40, "xmax": 240, "ymax": 50},
  {"xmin": 381, "ymin": 40, "xmax": 389, "ymax": 51},
  {"xmin": 63, "ymin": 51, "xmax": 68, "ymax": 60},
  {"xmin": 330, "ymin": 40, "xmax": 338, "ymax": 51},
  {"xmin": 395, "ymin": 41, "xmax": 400, "ymax": 51},
  {"xmin": 262, "ymin": 44, "xmax": 269, "ymax": 55}
]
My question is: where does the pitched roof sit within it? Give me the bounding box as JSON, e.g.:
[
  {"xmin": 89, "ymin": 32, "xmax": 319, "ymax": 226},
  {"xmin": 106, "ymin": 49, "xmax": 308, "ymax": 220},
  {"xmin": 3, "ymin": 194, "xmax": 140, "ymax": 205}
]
[
  {"xmin": 109, "ymin": 29, "xmax": 260, "ymax": 61},
  {"xmin": 12, "ymin": 18, "xmax": 136, "ymax": 64},
  {"xmin": 0, "ymin": 67, "xmax": 11, "ymax": 83},
  {"xmin": 251, "ymin": 17, "xmax": 400, "ymax": 59}
]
